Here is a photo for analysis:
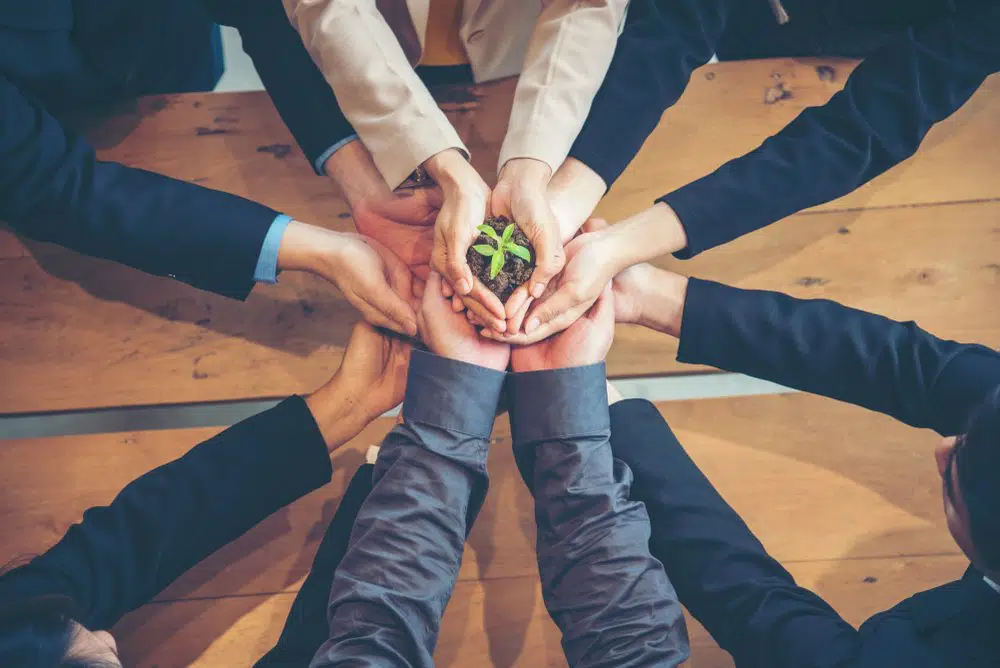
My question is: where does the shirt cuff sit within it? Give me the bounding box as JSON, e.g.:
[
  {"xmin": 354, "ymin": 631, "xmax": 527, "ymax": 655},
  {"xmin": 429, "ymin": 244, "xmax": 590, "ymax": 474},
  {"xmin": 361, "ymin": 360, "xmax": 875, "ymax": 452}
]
[
  {"xmin": 253, "ymin": 214, "xmax": 292, "ymax": 284},
  {"xmin": 402, "ymin": 350, "xmax": 506, "ymax": 438},
  {"xmin": 507, "ymin": 363, "xmax": 609, "ymax": 445},
  {"xmin": 314, "ymin": 134, "xmax": 360, "ymax": 176}
]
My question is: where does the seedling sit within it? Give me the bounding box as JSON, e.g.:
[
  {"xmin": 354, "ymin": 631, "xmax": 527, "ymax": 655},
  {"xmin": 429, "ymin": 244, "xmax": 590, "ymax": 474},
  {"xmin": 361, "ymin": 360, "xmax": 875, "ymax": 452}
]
[{"xmin": 472, "ymin": 223, "xmax": 532, "ymax": 280}]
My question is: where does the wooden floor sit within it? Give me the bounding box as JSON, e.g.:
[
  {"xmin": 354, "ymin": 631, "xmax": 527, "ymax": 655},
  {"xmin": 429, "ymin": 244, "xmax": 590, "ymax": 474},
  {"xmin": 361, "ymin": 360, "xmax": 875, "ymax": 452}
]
[{"xmin": 1, "ymin": 56, "xmax": 995, "ymax": 666}]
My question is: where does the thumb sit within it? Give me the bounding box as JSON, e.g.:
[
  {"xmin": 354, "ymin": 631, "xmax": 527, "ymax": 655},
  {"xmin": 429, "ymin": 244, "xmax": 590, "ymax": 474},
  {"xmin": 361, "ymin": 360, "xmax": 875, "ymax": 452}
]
[
  {"xmin": 368, "ymin": 283, "xmax": 418, "ymax": 337},
  {"xmin": 524, "ymin": 281, "xmax": 581, "ymax": 335},
  {"xmin": 379, "ymin": 187, "xmax": 444, "ymax": 225}
]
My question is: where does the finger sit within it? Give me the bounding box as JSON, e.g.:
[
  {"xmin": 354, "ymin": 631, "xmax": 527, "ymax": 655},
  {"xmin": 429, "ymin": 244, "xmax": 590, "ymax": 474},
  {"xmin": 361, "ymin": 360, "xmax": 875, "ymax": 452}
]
[
  {"xmin": 451, "ymin": 295, "xmax": 466, "ymax": 312},
  {"xmin": 380, "ymin": 186, "xmax": 444, "ymax": 225},
  {"xmin": 581, "ymin": 217, "xmax": 610, "ymax": 234},
  {"xmin": 523, "ymin": 282, "xmax": 586, "ymax": 335},
  {"xmin": 445, "ymin": 252, "xmax": 474, "ymax": 296},
  {"xmin": 363, "ymin": 286, "xmax": 419, "ymax": 337},
  {"xmin": 527, "ymin": 230, "xmax": 566, "ymax": 299},
  {"xmin": 410, "ymin": 263, "xmax": 431, "ymax": 281},
  {"xmin": 586, "ymin": 282, "xmax": 616, "ymax": 324},
  {"xmin": 462, "ymin": 294, "xmax": 506, "ymax": 333},
  {"xmin": 441, "ymin": 279, "xmax": 454, "ymax": 298},
  {"xmin": 503, "ymin": 284, "xmax": 531, "ymax": 322},
  {"xmin": 412, "ymin": 278, "xmax": 426, "ymax": 299},
  {"xmin": 357, "ymin": 303, "xmax": 408, "ymax": 336},
  {"xmin": 466, "ymin": 278, "xmax": 506, "ymax": 321},
  {"xmin": 506, "ymin": 295, "xmax": 533, "ymax": 334},
  {"xmin": 515, "ymin": 302, "xmax": 591, "ymax": 344}
]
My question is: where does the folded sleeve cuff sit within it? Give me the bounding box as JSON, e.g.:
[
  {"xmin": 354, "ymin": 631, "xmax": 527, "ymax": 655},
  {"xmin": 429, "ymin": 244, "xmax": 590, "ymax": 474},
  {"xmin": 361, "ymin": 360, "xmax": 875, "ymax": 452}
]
[
  {"xmin": 659, "ymin": 179, "xmax": 737, "ymax": 260},
  {"xmin": 253, "ymin": 214, "xmax": 292, "ymax": 284},
  {"xmin": 497, "ymin": 129, "xmax": 565, "ymax": 177},
  {"xmin": 402, "ymin": 350, "xmax": 505, "ymax": 438},
  {"xmin": 508, "ymin": 363, "xmax": 609, "ymax": 445},
  {"xmin": 675, "ymin": 278, "xmax": 732, "ymax": 365}
]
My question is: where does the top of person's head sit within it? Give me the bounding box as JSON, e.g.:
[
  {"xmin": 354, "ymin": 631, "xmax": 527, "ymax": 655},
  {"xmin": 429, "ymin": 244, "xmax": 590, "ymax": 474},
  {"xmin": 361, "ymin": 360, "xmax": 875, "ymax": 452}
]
[{"xmin": 956, "ymin": 385, "xmax": 1000, "ymax": 575}]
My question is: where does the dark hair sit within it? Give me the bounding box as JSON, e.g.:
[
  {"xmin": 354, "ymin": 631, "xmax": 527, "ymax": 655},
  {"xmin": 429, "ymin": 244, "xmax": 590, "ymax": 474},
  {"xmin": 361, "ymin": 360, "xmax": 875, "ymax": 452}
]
[{"xmin": 956, "ymin": 384, "xmax": 1000, "ymax": 572}]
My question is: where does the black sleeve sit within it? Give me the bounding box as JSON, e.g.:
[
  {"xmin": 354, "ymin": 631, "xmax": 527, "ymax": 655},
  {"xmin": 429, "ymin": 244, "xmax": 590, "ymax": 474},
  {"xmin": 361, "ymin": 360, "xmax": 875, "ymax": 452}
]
[
  {"xmin": 609, "ymin": 399, "xmax": 861, "ymax": 668},
  {"xmin": 567, "ymin": 0, "xmax": 732, "ymax": 188},
  {"xmin": 0, "ymin": 73, "xmax": 277, "ymax": 299},
  {"xmin": 677, "ymin": 279, "xmax": 1000, "ymax": 436},
  {"xmin": 200, "ymin": 0, "xmax": 356, "ymax": 173},
  {"xmin": 661, "ymin": 3, "xmax": 1000, "ymax": 258},
  {"xmin": 0, "ymin": 397, "xmax": 333, "ymax": 630}
]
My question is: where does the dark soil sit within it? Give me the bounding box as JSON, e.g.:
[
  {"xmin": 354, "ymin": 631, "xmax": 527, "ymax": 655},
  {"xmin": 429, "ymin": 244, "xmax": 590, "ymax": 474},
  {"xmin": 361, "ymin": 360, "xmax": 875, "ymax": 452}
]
[{"xmin": 466, "ymin": 215, "xmax": 535, "ymax": 304}]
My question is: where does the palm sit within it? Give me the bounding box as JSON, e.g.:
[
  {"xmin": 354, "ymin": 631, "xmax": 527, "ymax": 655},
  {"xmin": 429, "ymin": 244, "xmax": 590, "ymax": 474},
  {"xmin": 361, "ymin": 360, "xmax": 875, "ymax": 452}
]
[
  {"xmin": 353, "ymin": 193, "xmax": 438, "ymax": 277},
  {"xmin": 511, "ymin": 288, "xmax": 615, "ymax": 373}
]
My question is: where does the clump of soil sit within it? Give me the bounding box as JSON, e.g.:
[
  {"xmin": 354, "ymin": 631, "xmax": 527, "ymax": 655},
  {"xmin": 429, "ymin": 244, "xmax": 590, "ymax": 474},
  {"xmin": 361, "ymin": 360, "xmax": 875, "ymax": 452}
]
[{"xmin": 466, "ymin": 215, "xmax": 535, "ymax": 304}]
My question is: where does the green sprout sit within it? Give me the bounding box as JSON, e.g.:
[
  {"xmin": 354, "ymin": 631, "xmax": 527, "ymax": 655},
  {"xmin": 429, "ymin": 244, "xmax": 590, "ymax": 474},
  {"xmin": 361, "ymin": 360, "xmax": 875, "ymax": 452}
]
[{"xmin": 472, "ymin": 223, "xmax": 532, "ymax": 279}]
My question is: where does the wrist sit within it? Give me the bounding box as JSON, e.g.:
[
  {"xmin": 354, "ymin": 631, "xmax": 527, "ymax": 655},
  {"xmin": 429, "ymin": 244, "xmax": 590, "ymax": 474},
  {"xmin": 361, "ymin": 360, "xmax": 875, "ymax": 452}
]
[
  {"xmin": 422, "ymin": 148, "xmax": 470, "ymax": 189},
  {"xmin": 305, "ymin": 381, "xmax": 370, "ymax": 452},
  {"xmin": 640, "ymin": 269, "xmax": 688, "ymax": 338},
  {"xmin": 498, "ymin": 157, "xmax": 552, "ymax": 187},
  {"xmin": 324, "ymin": 139, "xmax": 389, "ymax": 207},
  {"xmin": 548, "ymin": 158, "xmax": 606, "ymax": 241},
  {"xmin": 277, "ymin": 222, "xmax": 349, "ymax": 279}
]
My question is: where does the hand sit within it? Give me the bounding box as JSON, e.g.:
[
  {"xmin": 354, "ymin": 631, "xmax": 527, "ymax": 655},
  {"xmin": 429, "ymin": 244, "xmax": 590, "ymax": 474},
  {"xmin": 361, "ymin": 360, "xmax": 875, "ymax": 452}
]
[
  {"xmin": 306, "ymin": 322, "xmax": 413, "ymax": 450},
  {"xmin": 483, "ymin": 219, "xmax": 629, "ymax": 345},
  {"xmin": 546, "ymin": 157, "xmax": 608, "ymax": 243},
  {"xmin": 419, "ymin": 271, "xmax": 510, "ymax": 372},
  {"xmin": 493, "ymin": 158, "xmax": 566, "ymax": 318},
  {"xmin": 278, "ymin": 222, "xmax": 418, "ymax": 336},
  {"xmin": 351, "ymin": 188, "xmax": 441, "ymax": 280},
  {"xmin": 510, "ymin": 283, "xmax": 616, "ymax": 372},
  {"xmin": 424, "ymin": 149, "xmax": 507, "ymax": 330}
]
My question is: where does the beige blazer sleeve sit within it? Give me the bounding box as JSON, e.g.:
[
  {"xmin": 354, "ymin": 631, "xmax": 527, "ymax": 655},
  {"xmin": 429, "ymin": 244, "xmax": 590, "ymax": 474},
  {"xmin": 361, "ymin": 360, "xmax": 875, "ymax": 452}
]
[
  {"xmin": 497, "ymin": 0, "xmax": 629, "ymax": 175},
  {"xmin": 283, "ymin": 0, "xmax": 467, "ymax": 189}
]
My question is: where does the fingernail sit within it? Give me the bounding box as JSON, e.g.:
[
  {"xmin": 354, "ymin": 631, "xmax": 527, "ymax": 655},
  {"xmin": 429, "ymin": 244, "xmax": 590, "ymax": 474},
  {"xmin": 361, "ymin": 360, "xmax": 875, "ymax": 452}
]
[
  {"xmin": 493, "ymin": 321, "xmax": 506, "ymax": 333},
  {"xmin": 531, "ymin": 282, "xmax": 544, "ymax": 298},
  {"xmin": 406, "ymin": 321, "xmax": 418, "ymax": 336},
  {"xmin": 526, "ymin": 317, "xmax": 540, "ymax": 333},
  {"xmin": 457, "ymin": 279, "xmax": 471, "ymax": 294}
]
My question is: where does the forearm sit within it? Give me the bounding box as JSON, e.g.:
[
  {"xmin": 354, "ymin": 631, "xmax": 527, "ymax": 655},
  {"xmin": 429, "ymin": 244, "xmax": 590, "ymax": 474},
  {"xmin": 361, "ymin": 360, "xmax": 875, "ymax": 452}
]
[
  {"xmin": 568, "ymin": 0, "xmax": 731, "ymax": 188},
  {"xmin": 313, "ymin": 351, "xmax": 504, "ymax": 667},
  {"xmin": 20, "ymin": 397, "xmax": 332, "ymax": 630},
  {"xmin": 608, "ymin": 399, "xmax": 860, "ymax": 667},
  {"xmin": 283, "ymin": 0, "xmax": 465, "ymax": 188},
  {"xmin": 661, "ymin": 5, "xmax": 1000, "ymax": 258},
  {"xmin": 509, "ymin": 364, "xmax": 687, "ymax": 667},
  {"xmin": 202, "ymin": 0, "xmax": 356, "ymax": 172},
  {"xmin": 498, "ymin": 0, "xmax": 628, "ymax": 174},
  {"xmin": 664, "ymin": 277, "xmax": 1000, "ymax": 435}
]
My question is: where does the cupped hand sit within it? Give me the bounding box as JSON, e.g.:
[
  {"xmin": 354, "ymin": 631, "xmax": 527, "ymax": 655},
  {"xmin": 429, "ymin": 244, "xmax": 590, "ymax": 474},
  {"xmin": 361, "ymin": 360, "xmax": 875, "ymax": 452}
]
[
  {"xmin": 492, "ymin": 158, "xmax": 566, "ymax": 320},
  {"xmin": 306, "ymin": 321, "xmax": 413, "ymax": 449},
  {"xmin": 419, "ymin": 272, "xmax": 510, "ymax": 372},
  {"xmin": 510, "ymin": 283, "xmax": 616, "ymax": 373},
  {"xmin": 424, "ymin": 149, "xmax": 507, "ymax": 331},
  {"xmin": 482, "ymin": 218, "xmax": 627, "ymax": 345},
  {"xmin": 315, "ymin": 231, "xmax": 419, "ymax": 336},
  {"xmin": 351, "ymin": 186, "xmax": 441, "ymax": 279}
]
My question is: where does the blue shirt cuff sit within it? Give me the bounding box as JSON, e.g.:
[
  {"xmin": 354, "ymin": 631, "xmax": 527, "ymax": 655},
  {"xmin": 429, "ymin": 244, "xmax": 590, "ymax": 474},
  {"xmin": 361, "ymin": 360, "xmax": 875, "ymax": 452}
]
[
  {"xmin": 507, "ymin": 363, "xmax": 609, "ymax": 445},
  {"xmin": 314, "ymin": 134, "xmax": 360, "ymax": 175},
  {"xmin": 253, "ymin": 214, "xmax": 292, "ymax": 284}
]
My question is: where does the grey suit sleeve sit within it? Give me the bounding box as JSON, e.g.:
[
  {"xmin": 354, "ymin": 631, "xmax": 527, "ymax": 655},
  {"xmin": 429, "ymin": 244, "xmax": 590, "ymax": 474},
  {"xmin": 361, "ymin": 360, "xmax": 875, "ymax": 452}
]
[
  {"xmin": 309, "ymin": 350, "xmax": 505, "ymax": 668},
  {"xmin": 508, "ymin": 363, "xmax": 690, "ymax": 667}
]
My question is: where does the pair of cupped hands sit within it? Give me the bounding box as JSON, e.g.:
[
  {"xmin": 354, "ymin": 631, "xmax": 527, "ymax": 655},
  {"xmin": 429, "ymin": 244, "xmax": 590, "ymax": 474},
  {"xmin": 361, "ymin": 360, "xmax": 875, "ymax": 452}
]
[{"xmin": 313, "ymin": 149, "xmax": 632, "ymax": 349}]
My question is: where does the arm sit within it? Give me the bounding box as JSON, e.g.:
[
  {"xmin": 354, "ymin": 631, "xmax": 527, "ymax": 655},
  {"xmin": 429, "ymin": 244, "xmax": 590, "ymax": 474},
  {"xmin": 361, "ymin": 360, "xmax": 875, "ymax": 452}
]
[
  {"xmin": 0, "ymin": 323, "xmax": 409, "ymax": 630},
  {"xmin": 310, "ymin": 350, "xmax": 505, "ymax": 667},
  {"xmin": 498, "ymin": 0, "xmax": 629, "ymax": 175},
  {"xmin": 608, "ymin": 398, "xmax": 861, "ymax": 667},
  {"xmin": 566, "ymin": 0, "xmax": 730, "ymax": 191},
  {"xmin": 508, "ymin": 364, "xmax": 688, "ymax": 667},
  {"xmin": 631, "ymin": 269, "xmax": 1000, "ymax": 436},
  {"xmin": 656, "ymin": 3, "xmax": 1000, "ymax": 259},
  {"xmin": 0, "ymin": 73, "xmax": 276, "ymax": 299},
  {"xmin": 282, "ymin": 0, "xmax": 466, "ymax": 189}
]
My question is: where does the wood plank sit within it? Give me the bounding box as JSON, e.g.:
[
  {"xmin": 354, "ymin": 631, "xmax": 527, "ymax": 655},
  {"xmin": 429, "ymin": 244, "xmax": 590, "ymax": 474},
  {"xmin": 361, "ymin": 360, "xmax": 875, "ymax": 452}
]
[
  {"xmin": 109, "ymin": 554, "xmax": 968, "ymax": 667},
  {"xmin": 3, "ymin": 61, "xmax": 999, "ymax": 411},
  {"xmin": 1, "ymin": 394, "xmax": 961, "ymax": 600}
]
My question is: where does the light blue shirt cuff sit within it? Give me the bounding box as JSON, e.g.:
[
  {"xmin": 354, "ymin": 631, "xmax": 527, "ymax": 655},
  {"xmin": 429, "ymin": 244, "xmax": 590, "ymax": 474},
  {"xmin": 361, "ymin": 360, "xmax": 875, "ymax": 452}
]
[
  {"xmin": 254, "ymin": 214, "xmax": 292, "ymax": 284},
  {"xmin": 314, "ymin": 134, "xmax": 360, "ymax": 175}
]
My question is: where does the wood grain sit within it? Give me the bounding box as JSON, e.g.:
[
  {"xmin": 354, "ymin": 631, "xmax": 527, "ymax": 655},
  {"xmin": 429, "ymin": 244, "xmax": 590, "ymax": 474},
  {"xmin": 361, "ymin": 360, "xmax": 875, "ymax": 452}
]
[{"xmin": 3, "ymin": 60, "xmax": 998, "ymax": 412}]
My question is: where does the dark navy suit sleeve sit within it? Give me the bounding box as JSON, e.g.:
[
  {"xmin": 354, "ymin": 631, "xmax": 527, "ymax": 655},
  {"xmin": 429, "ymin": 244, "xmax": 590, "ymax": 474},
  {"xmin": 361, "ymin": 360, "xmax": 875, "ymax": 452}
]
[
  {"xmin": 662, "ymin": 3, "xmax": 1000, "ymax": 258},
  {"xmin": 508, "ymin": 363, "xmax": 689, "ymax": 667},
  {"xmin": 0, "ymin": 397, "xmax": 333, "ymax": 631},
  {"xmin": 200, "ymin": 0, "xmax": 356, "ymax": 173},
  {"xmin": 310, "ymin": 350, "xmax": 505, "ymax": 668},
  {"xmin": 568, "ymin": 0, "xmax": 731, "ymax": 188},
  {"xmin": 0, "ymin": 73, "xmax": 278, "ymax": 299},
  {"xmin": 677, "ymin": 278, "xmax": 1000, "ymax": 436},
  {"xmin": 609, "ymin": 399, "xmax": 860, "ymax": 668}
]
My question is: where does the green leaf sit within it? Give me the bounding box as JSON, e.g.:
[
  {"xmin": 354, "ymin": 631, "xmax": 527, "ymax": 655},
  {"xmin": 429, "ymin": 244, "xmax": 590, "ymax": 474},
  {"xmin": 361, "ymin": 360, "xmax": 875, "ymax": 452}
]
[
  {"xmin": 506, "ymin": 243, "xmax": 532, "ymax": 262},
  {"xmin": 490, "ymin": 249, "xmax": 505, "ymax": 279},
  {"xmin": 477, "ymin": 224, "xmax": 500, "ymax": 241},
  {"xmin": 471, "ymin": 244, "xmax": 496, "ymax": 257},
  {"xmin": 501, "ymin": 223, "xmax": 515, "ymax": 244}
]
